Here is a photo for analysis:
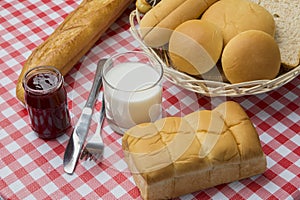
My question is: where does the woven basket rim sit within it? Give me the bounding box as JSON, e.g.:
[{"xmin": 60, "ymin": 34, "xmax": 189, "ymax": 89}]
[{"xmin": 129, "ymin": 9, "xmax": 300, "ymax": 97}]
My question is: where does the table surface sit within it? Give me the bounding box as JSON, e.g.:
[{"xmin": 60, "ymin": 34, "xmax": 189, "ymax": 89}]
[{"xmin": 0, "ymin": 1, "xmax": 299, "ymax": 200}]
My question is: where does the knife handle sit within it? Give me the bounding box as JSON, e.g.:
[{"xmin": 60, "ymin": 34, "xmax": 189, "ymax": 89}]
[{"xmin": 85, "ymin": 61, "xmax": 104, "ymax": 108}]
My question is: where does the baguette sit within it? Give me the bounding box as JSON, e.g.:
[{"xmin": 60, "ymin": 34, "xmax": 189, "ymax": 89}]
[
  {"xmin": 16, "ymin": 0, "xmax": 132, "ymax": 105},
  {"xmin": 122, "ymin": 101, "xmax": 266, "ymax": 199},
  {"xmin": 139, "ymin": 0, "xmax": 219, "ymax": 47}
]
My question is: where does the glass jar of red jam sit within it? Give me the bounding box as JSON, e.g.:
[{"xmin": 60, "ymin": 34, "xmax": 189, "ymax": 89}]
[{"xmin": 23, "ymin": 66, "xmax": 71, "ymax": 139}]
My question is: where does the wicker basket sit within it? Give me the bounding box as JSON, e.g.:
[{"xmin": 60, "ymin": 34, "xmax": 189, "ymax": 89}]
[{"xmin": 129, "ymin": 9, "xmax": 300, "ymax": 97}]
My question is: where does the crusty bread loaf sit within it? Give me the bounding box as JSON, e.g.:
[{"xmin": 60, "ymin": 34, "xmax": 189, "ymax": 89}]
[
  {"xmin": 201, "ymin": 0, "xmax": 275, "ymax": 46},
  {"xmin": 249, "ymin": 0, "xmax": 300, "ymax": 68},
  {"xmin": 222, "ymin": 30, "xmax": 281, "ymax": 83},
  {"xmin": 16, "ymin": 0, "xmax": 132, "ymax": 105},
  {"xmin": 139, "ymin": 0, "xmax": 219, "ymax": 47},
  {"xmin": 168, "ymin": 19, "xmax": 223, "ymax": 76},
  {"xmin": 122, "ymin": 101, "xmax": 266, "ymax": 199}
]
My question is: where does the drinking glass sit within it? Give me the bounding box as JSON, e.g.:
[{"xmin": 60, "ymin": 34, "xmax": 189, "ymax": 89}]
[{"xmin": 102, "ymin": 51, "xmax": 163, "ymax": 134}]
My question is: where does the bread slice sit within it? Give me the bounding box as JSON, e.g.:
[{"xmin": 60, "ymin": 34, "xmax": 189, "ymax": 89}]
[
  {"xmin": 122, "ymin": 101, "xmax": 266, "ymax": 199},
  {"xmin": 250, "ymin": 0, "xmax": 300, "ymax": 68}
]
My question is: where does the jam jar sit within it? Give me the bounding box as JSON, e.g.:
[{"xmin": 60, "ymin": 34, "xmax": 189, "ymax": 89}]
[{"xmin": 23, "ymin": 66, "xmax": 71, "ymax": 139}]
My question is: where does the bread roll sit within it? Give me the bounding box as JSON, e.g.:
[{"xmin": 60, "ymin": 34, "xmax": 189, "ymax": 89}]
[
  {"xmin": 168, "ymin": 20, "xmax": 223, "ymax": 75},
  {"xmin": 123, "ymin": 101, "xmax": 266, "ymax": 199},
  {"xmin": 139, "ymin": 0, "xmax": 219, "ymax": 47},
  {"xmin": 136, "ymin": 0, "xmax": 161, "ymax": 13},
  {"xmin": 136, "ymin": 0, "xmax": 152, "ymax": 13},
  {"xmin": 222, "ymin": 30, "xmax": 281, "ymax": 83},
  {"xmin": 16, "ymin": 0, "xmax": 132, "ymax": 105},
  {"xmin": 201, "ymin": 0, "xmax": 275, "ymax": 46}
]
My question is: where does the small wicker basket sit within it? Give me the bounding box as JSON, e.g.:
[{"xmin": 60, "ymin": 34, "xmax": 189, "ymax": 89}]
[{"xmin": 129, "ymin": 9, "xmax": 300, "ymax": 97}]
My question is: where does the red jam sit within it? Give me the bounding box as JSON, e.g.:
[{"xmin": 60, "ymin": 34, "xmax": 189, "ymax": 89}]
[{"xmin": 23, "ymin": 66, "xmax": 71, "ymax": 139}]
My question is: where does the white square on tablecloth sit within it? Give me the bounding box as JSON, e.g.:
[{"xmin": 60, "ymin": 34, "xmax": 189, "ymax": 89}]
[
  {"xmin": 0, "ymin": 95, "xmax": 4, "ymax": 105},
  {"xmin": 112, "ymin": 159, "xmax": 128, "ymax": 172},
  {"xmin": 285, "ymin": 91, "xmax": 298, "ymax": 101},
  {"xmin": 264, "ymin": 181, "xmax": 280, "ymax": 194},
  {"xmin": 2, "ymin": 107, "xmax": 15, "ymax": 119},
  {"xmin": 27, "ymin": 34, "xmax": 42, "ymax": 44},
  {"xmin": 276, "ymin": 145, "xmax": 292, "ymax": 157},
  {"xmin": 0, "ymin": 9, "xmax": 9, "ymax": 18},
  {"xmin": 37, "ymin": 143, "xmax": 52, "ymax": 155},
  {"xmin": 181, "ymin": 96, "xmax": 195, "ymax": 107},
  {"xmin": 12, "ymin": 119, "xmax": 27, "ymax": 130},
  {"xmin": 0, "ymin": 58, "xmax": 18, "ymax": 72},
  {"xmin": 0, "ymin": 130, "xmax": 8, "ymax": 140},
  {"xmin": 260, "ymin": 132, "xmax": 273, "ymax": 144},
  {"xmin": 23, "ymin": 194, "xmax": 35, "ymax": 200},
  {"xmin": 287, "ymin": 112, "xmax": 300, "ymax": 123},
  {"xmin": 257, "ymin": 110, "xmax": 271, "ymax": 121},
  {"xmin": 211, "ymin": 192, "xmax": 227, "ymax": 200},
  {"xmin": 23, "ymin": 10, "xmax": 35, "ymax": 18},
  {"xmin": 43, "ymin": 27, "xmax": 55, "ymax": 36},
  {"xmin": 272, "ymin": 122, "xmax": 288, "ymax": 133},
  {"xmin": 95, "ymin": 171, "xmax": 111, "ymax": 184},
  {"xmin": 168, "ymin": 85, "xmax": 181, "ymax": 95},
  {"xmin": 30, "ymin": 167, "xmax": 45, "ymax": 180},
  {"xmin": 62, "ymin": 172, "xmax": 78, "ymax": 182},
  {"xmin": 270, "ymin": 101, "xmax": 285, "ymax": 111},
  {"xmin": 77, "ymin": 183, "xmax": 93, "ymax": 197},
  {"xmin": 6, "ymin": 141, "xmax": 20, "ymax": 154},
  {"xmin": 18, "ymin": 154, "xmax": 33, "ymax": 167},
  {"xmin": 24, "ymin": 131, "xmax": 38, "ymax": 142},
  {"xmin": 43, "ymin": 182, "xmax": 59, "ymax": 195},
  {"xmin": 279, "ymin": 169, "xmax": 296, "ymax": 182},
  {"xmin": 240, "ymin": 99, "xmax": 254, "ymax": 110},
  {"xmin": 266, "ymin": 156, "xmax": 277, "ymax": 169},
  {"xmin": 9, "ymin": 180, "xmax": 25, "ymax": 193},
  {"xmin": 82, "ymin": 160, "xmax": 98, "ymax": 170},
  {"xmin": 290, "ymin": 134, "xmax": 300, "ymax": 145},
  {"xmin": 7, "ymin": 18, "xmax": 20, "ymax": 26},
  {"xmin": 179, "ymin": 193, "xmax": 196, "ymax": 200},
  {"xmin": 248, "ymin": 193, "xmax": 262, "ymax": 200},
  {"xmin": 0, "ymin": 166, "xmax": 13, "ymax": 179},
  {"xmin": 228, "ymin": 181, "xmax": 244, "ymax": 192},
  {"xmin": 48, "ymin": 156, "xmax": 62, "ymax": 169},
  {"xmin": 111, "ymin": 185, "xmax": 127, "ymax": 199},
  {"xmin": 166, "ymin": 105, "xmax": 180, "ymax": 116}
]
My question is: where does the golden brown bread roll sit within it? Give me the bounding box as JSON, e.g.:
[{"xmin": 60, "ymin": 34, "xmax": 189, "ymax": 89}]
[
  {"xmin": 135, "ymin": 0, "xmax": 161, "ymax": 13},
  {"xmin": 201, "ymin": 0, "xmax": 275, "ymax": 46},
  {"xmin": 136, "ymin": 0, "xmax": 152, "ymax": 13},
  {"xmin": 168, "ymin": 19, "xmax": 223, "ymax": 76},
  {"xmin": 123, "ymin": 101, "xmax": 266, "ymax": 199},
  {"xmin": 16, "ymin": 0, "xmax": 132, "ymax": 105},
  {"xmin": 222, "ymin": 30, "xmax": 281, "ymax": 83},
  {"xmin": 139, "ymin": 0, "xmax": 219, "ymax": 47}
]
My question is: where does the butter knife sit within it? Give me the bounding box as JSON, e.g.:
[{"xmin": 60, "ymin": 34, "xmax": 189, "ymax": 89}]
[{"xmin": 63, "ymin": 59, "xmax": 107, "ymax": 174}]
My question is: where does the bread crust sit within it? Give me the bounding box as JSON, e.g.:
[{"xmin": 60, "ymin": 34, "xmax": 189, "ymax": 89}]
[
  {"xmin": 123, "ymin": 101, "xmax": 266, "ymax": 199},
  {"xmin": 140, "ymin": 0, "xmax": 219, "ymax": 47},
  {"xmin": 201, "ymin": 0, "xmax": 275, "ymax": 46},
  {"xmin": 221, "ymin": 30, "xmax": 281, "ymax": 83},
  {"xmin": 16, "ymin": 0, "xmax": 132, "ymax": 104}
]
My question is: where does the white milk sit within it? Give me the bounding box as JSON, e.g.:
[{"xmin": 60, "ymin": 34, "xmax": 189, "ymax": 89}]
[{"xmin": 103, "ymin": 62, "xmax": 162, "ymax": 133}]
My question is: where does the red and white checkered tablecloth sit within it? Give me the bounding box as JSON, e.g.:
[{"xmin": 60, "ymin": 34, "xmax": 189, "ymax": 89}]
[{"xmin": 0, "ymin": 1, "xmax": 299, "ymax": 199}]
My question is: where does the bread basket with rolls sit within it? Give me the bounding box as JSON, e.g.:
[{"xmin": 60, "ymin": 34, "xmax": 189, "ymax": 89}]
[{"xmin": 130, "ymin": 0, "xmax": 300, "ymax": 97}]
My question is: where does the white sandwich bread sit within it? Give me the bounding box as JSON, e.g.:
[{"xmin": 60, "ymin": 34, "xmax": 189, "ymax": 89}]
[{"xmin": 122, "ymin": 101, "xmax": 266, "ymax": 199}]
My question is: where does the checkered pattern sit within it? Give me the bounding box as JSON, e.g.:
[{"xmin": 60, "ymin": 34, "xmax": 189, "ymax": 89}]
[{"xmin": 0, "ymin": 1, "xmax": 299, "ymax": 199}]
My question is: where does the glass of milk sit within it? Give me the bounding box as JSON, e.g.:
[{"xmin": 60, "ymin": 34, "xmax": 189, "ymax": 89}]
[{"xmin": 102, "ymin": 51, "xmax": 163, "ymax": 134}]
